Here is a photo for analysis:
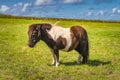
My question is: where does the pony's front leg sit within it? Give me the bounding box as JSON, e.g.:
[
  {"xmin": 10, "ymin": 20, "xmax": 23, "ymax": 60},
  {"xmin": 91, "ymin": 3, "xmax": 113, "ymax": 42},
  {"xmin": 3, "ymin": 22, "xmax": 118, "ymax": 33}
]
[
  {"xmin": 55, "ymin": 53, "xmax": 59, "ymax": 67},
  {"xmin": 54, "ymin": 49, "xmax": 59, "ymax": 67},
  {"xmin": 50, "ymin": 48, "xmax": 59, "ymax": 67},
  {"xmin": 50, "ymin": 48, "xmax": 56, "ymax": 65}
]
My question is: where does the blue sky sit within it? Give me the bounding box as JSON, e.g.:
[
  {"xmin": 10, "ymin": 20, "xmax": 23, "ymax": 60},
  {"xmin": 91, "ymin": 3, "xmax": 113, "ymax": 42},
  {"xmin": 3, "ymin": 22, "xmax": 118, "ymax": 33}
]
[{"xmin": 0, "ymin": 0, "xmax": 120, "ymax": 21}]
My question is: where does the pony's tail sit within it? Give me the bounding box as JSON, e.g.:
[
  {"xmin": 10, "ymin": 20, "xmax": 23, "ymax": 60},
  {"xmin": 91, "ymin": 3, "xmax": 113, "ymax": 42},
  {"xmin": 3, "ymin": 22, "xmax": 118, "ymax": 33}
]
[
  {"xmin": 82, "ymin": 31, "xmax": 89, "ymax": 63},
  {"xmin": 85, "ymin": 35, "xmax": 89, "ymax": 62},
  {"xmin": 54, "ymin": 21, "xmax": 60, "ymax": 25}
]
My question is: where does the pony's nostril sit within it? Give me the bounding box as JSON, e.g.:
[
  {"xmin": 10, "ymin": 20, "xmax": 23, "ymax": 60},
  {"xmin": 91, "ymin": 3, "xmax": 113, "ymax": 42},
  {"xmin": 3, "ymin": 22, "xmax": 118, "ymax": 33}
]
[{"xmin": 28, "ymin": 44, "xmax": 34, "ymax": 48}]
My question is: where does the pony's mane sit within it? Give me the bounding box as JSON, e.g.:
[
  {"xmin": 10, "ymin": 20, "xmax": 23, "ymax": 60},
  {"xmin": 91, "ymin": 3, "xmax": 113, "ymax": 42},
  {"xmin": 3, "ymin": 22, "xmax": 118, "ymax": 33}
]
[{"xmin": 39, "ymin": 21, "xmax": 60, "ymax": 27}]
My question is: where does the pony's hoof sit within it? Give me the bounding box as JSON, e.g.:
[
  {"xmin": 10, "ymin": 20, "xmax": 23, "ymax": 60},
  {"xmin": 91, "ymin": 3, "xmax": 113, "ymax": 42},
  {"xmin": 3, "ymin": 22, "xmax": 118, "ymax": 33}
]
[
  {"xmin": 55, "ymin": 63, "xmax": 60, "ymax": 67},
  {"xmin": 52, "ymin": 61, "xmax": 56, "ymax": 65},
  {"xmin": 77, "ymin": 61, "xmax": 81, "ymax": 64}
]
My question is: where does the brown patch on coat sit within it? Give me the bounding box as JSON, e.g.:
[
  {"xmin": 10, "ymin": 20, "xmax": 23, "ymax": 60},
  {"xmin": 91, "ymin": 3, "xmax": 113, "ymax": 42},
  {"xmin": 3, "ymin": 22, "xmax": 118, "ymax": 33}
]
[
  {"xmin": 68, "ymin": 26, "xmax": 80, "ymax": 51},
  {"xmin": 69, "ymin": 26, "xmax": 87, "ymax": 51},
  {"xmin": 56, "ymin": 36, "xmax": 67, "ymax": 49}
]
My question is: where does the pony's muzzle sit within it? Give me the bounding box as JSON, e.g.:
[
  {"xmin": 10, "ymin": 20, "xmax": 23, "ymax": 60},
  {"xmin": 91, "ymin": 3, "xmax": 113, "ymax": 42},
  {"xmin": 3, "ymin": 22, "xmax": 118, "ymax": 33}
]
[{"xmin": 28, "ymin": 43, "xmax": 34, "ymax": 48}]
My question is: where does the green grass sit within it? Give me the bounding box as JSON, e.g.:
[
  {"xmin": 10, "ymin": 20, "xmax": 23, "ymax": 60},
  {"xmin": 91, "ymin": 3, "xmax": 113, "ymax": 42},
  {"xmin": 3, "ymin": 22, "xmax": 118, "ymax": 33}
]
[{"xmin": 0, "ymin": 18, "xmax": 120, "ymax": 80}]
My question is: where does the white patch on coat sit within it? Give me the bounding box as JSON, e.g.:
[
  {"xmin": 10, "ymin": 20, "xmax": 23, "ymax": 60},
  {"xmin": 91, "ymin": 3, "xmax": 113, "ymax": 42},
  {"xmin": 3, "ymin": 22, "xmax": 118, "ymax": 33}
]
[{"xmin": 47, "ymin": 25, "xmax": 72, "ymax": 51}]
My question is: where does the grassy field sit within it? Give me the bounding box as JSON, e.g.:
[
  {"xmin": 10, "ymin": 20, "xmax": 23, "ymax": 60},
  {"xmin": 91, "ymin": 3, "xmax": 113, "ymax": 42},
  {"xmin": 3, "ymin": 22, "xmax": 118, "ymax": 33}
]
[{"xmin": 0, "ymin": 18, "xmax": 120, "ymax": 80}]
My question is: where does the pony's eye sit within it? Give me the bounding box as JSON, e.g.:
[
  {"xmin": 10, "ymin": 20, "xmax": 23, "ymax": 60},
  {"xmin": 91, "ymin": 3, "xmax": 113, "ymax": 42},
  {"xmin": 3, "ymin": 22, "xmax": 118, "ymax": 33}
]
[{"xmin": 33, "ymin": 31, "xmax": 37, "ymax": 35}]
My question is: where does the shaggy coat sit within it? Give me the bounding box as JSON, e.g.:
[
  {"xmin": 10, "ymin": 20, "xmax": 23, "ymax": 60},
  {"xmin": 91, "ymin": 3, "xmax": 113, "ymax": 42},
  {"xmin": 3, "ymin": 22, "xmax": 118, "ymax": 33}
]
[{"xmin": 28, "ymin": 23, "xmax": 89, "ymax": 67}]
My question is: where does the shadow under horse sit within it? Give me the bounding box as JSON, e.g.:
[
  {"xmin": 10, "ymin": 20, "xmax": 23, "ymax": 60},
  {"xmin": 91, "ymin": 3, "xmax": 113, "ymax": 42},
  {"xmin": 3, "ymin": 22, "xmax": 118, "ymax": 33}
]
[{"xmin": 61, "ymin": 60, "xmax": 111, "ymax": 66}]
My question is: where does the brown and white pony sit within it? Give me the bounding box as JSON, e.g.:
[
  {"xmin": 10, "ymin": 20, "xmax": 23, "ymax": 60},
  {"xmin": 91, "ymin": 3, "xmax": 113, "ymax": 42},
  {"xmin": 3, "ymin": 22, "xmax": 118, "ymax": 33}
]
[{"xmin": 28, "ymin": 23, "xmax": 89, "ymax": 67}]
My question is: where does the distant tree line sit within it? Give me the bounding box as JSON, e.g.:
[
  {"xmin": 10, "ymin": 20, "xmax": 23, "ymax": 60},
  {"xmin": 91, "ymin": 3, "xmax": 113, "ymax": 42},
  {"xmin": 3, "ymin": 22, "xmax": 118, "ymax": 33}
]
[{"xmin": 0, "ymin": 14, "xmax": 120, "ymax": 23}]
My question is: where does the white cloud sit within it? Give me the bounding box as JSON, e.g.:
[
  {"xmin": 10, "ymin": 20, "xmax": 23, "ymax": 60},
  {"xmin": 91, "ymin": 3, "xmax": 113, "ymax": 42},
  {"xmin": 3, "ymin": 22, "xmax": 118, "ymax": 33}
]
[
  {"xmin": 63, "ymin": 0, "xmax": 83, "ymax": 3},
  {"xmin": 118, "ymin": 9, "xmax": 120, "ymax": 13},
  {"xmin": 35, "ymin": 0, "xmax": 52, "ymax": 6},
  {"xmin": 99, "ymin": 10, "xmax": 104, "ymax": 15},
  {"xmin": 87, "ymin": 12, "xmax": 92, "ymax": 16},
  {"xmin": 0, "ymin": 5, "xmax": 10, "ymax": 12},
  {"xmin": 14, "ymin": 2, "xmax": 23, "ymax": 7},
  {"xmin": 12, "ymin": 2, "xmax": 31, "ymax": 13},
  {"xmin": 112, "ymin": 8, "xmax": 120, "ymax": 14},
  {"xmin": 21, "ymin": 3, "xmax": 31, "ymax": 12},
  {"xmin": 112, "ymin": 8, "xmax": 117, "ymax": 13},
  {"xmin": 18, "ymin": 2, "xmax": 23, "ymax": 6}
]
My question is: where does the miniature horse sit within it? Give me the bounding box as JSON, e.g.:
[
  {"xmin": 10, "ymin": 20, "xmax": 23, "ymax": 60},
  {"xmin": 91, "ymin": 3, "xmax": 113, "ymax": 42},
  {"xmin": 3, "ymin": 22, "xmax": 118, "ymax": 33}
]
[{"xmin": 28, "ymin": 23, "xmax": 89, "ymax": 67}]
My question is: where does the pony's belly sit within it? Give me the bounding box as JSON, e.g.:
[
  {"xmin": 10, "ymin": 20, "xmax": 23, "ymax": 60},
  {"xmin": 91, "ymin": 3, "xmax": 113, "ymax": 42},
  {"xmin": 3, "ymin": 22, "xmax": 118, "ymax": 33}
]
[
  {"xmin": 60, "ymin": 46, "xmax": 73, "ymax": 52},
  {"xmin": 60, "ymin": 48, "xmax": 70, "ymax": 52}
]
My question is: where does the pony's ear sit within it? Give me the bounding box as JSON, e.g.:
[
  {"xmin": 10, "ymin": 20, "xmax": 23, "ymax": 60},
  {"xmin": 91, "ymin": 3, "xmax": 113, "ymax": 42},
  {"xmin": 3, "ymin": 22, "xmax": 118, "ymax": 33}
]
[
  {"xmin": 41, "ymin": 23, "xmax": 52, "ymax": 31},
  {"xmin": 35, "ymin": 24, "xmax": 42, "ymax": 37},
  {"xmin": 36, "ymin": 24, "xmax": 42, "ymax": 31}
]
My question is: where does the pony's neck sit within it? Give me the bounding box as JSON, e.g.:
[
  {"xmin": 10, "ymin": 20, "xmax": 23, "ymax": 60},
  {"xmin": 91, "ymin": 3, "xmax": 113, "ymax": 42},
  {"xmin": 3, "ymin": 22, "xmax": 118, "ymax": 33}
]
[{"xmin": 41, "ymin": 30, "xmax": 55, "ymax": 48}]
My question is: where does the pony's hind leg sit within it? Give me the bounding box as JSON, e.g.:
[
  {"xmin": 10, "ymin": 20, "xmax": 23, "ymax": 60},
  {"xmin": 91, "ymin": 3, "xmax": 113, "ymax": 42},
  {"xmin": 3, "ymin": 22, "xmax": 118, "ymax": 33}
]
[
  {"xmin": 75, "ymin": 47, "xmax": 82, "ymax": 64},
  {"xmin": 82, "ymin": 54, "xmax": 88, "ymax": 63},
  {"xmin": 81, "ymin": 47, "xmax": 88, "ymax": 64},
  {"xmin": 75, "ymin": 45, "xmax": 88, "ymax": 64},
  {"xmin": 77, "ymin": 54, "xmax": 82, "ymax": 64}
]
